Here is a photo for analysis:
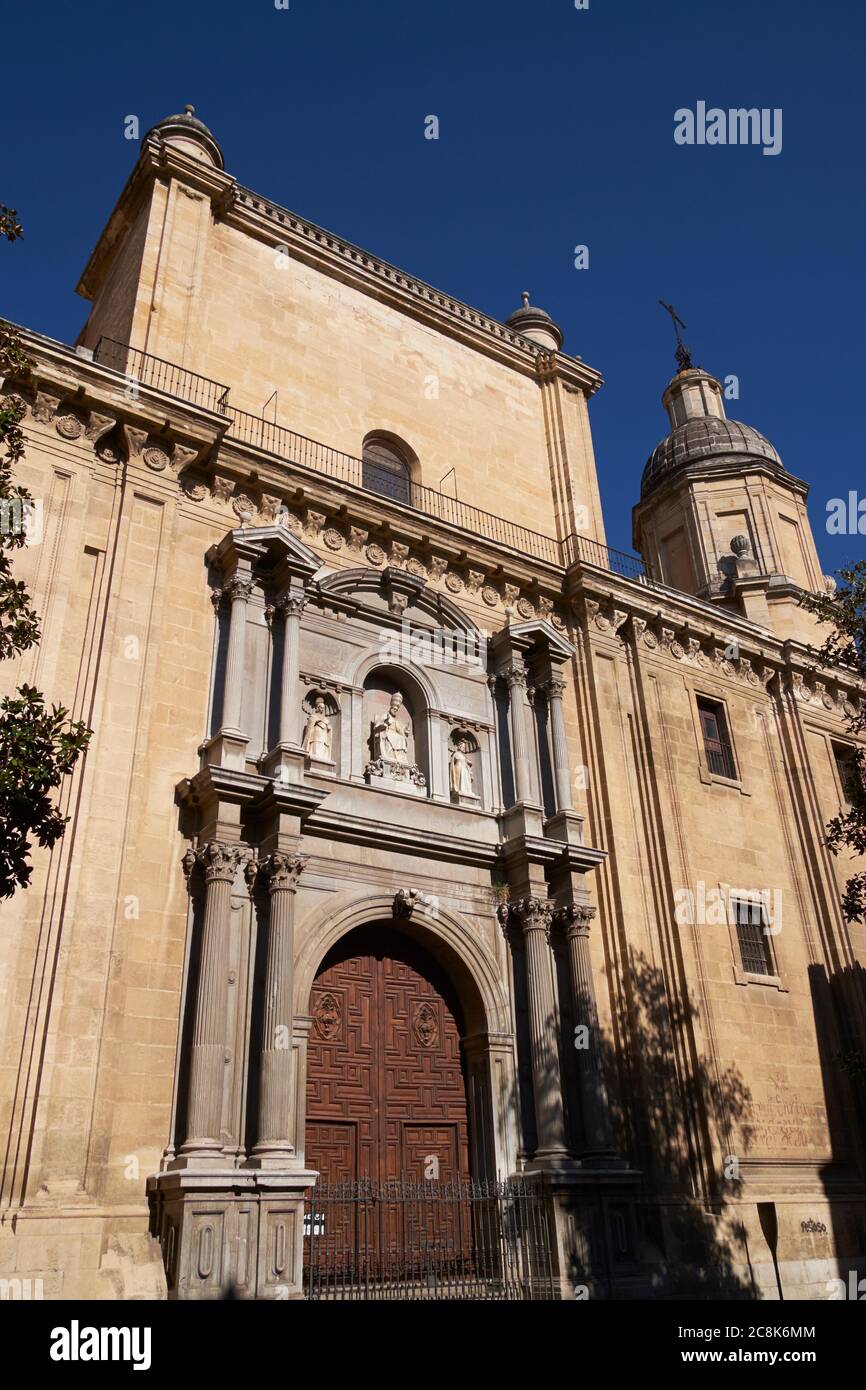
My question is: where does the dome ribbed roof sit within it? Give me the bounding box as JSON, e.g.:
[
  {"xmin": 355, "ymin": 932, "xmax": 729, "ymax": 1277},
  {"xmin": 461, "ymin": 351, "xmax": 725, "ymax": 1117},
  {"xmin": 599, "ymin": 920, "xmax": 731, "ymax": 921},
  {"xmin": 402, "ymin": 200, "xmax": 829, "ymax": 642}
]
[
  {"xmin": 143, "ymin": 105, "xmax": 224, "ymax": 169},
  {"xmin": 641, "ymin": 416, "xmax": 783, "ymax": 498}
]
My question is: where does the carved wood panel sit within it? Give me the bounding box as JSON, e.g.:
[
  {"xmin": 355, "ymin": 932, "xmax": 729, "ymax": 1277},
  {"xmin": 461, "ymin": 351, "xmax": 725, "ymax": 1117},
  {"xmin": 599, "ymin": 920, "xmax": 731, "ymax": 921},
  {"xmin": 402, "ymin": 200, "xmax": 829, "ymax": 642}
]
[{"xmin": 306, "ymin": 926, "xmax": 470, "ymax": 1184}]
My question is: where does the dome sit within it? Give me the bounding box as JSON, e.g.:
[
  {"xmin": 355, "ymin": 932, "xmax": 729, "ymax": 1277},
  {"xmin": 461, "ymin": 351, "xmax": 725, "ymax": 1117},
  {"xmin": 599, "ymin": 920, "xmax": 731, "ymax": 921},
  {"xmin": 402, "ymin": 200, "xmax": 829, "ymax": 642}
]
[
  {"xmin": 641, "ymin": 415, "xmax": 783, "ymax": 498},
  {"xmin": 505, "ymin": 292, "xmax": 563, "ymax": 350},
  {"xmin": 143, "ymin": 104, "xmax": 224, "ymax": 169}
]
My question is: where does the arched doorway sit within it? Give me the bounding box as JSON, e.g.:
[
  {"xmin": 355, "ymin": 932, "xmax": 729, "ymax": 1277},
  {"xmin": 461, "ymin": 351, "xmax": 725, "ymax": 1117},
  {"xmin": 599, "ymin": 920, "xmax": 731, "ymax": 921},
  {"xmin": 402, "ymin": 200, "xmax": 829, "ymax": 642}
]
[{"xmin": 306, "ymin": 924, "xmax": 471, "ymax": 1185}]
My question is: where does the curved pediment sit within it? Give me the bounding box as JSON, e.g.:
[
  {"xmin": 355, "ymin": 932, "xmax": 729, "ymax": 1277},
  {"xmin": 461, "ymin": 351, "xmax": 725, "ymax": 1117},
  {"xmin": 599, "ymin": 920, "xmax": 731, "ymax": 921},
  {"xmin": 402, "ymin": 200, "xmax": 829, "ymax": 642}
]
[{"xmin": 315, "ymin": 565, "xmax": 485, "ymax": 636}]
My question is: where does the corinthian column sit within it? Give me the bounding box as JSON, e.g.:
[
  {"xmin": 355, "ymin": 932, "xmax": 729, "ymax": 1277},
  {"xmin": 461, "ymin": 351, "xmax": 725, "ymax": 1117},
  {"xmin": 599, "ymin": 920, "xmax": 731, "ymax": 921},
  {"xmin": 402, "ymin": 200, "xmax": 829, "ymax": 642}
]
[
  {"xmin": 559, "ymin": 904, "xmax": 616, "ymax": 1159},
  {"xmin": 221, "ymin": 572, "xmax": 253, "ymax": 734},
  {"xmin": 252, "ymin": 851, "xmax": 308, "ymax": 1161},
  {"xmin": 507, "ymin": 898, "xmax": 569, "ymax": 1160},
  {"xmin": 181, "ymin": 841, "xmax": 248, "ymax": 1159},
  {"xmin": 505, "ymin": 662, "xmax": 532, "ymax": 805},
  {"xmin": 546, "ymin": 674, "xmax": 574, "ymax": 813},
  {"xmin": 276, "ymin": 592, "xmax": 306, "ymax": 748}
]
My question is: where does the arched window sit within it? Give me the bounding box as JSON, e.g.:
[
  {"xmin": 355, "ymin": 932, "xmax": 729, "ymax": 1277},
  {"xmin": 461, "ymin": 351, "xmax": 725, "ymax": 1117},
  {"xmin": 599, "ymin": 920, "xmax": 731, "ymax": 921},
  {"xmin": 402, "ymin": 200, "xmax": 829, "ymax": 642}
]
[{"xmin": 362, "ymin": 434, "xmax": 412, "ymax": 504}]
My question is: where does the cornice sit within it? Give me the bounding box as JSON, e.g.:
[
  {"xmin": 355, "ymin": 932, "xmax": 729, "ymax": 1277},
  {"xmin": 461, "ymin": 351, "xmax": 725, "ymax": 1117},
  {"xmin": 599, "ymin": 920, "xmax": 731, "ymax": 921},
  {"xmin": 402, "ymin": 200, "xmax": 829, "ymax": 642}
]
[
  {"xmin": 303, "ymin": 805, "xmax": 499, "ymax": 868},
  {"xmin": 75, "ymin": 137, "xmax": 603, "ymax": 393},
  {"xmin": 632, "ymin": 456, "xmax": 810, "ymax": 525},
  {"xmin": 570, "ymin": 570, "xmax": 866, "ymax": 711}
]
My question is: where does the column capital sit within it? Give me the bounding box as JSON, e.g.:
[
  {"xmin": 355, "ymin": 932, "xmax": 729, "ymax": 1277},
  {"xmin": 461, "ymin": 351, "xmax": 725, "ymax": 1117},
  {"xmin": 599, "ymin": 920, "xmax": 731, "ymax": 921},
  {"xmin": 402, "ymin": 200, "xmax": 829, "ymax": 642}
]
[
  {"xmin": 499, "ymin": 896, "xmax": 554, "ymax": 936},
  {"xmin": 225, "ymin": 573, "xmax": 254, "ymax": 602},
  {"xmin": 185, "ymin": 840, "xmax": 250, "ymax": 885},
  {"xmin": 503, "ymin": 662, "xmax": 527, "ymax": 691},
  {"xmin": 276, "ymin": 591, "xmax": 307, "ymax": 619},
  {"xmin": 555, "ymin": 903, "xmax": 596, "ymax": 938},
  {"xmin": 259, "ymin": 850, "xmax": 308, "ymax": 894},
  {"xmin": 545, "ymin": 673, "xmax": 567, "ymax": 699}
]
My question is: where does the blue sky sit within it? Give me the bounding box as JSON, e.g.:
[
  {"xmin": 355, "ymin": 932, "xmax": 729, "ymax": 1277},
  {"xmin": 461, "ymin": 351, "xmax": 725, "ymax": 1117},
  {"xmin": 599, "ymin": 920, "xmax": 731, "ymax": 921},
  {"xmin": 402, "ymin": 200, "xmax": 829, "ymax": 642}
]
[{"xmin": 2, "ymin": 0, "xmax": 863, "ymax": 571}]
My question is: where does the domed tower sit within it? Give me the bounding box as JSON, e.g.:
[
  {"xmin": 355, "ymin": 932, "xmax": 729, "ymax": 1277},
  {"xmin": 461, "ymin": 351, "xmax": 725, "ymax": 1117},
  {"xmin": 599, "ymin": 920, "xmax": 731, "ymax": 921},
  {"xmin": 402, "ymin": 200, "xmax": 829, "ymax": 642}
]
[{"xmin": 632, "ymin": 350, "xmax": 827, "ymax": 640}]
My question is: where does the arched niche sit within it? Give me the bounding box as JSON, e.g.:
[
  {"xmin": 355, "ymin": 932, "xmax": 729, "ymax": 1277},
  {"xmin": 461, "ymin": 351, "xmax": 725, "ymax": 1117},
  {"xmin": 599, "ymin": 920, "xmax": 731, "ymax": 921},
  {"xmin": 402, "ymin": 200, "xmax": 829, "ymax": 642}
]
[
  {"xmin": 362, "ymin": 666, "xmax": 429, "ymax": 795},
  {"xmin": 300, "ymin": 688, "xmax": 340, "ymax": 770},
  {"xmin": 448, "ymin": 728, "xmax": 482, "ymax": 807}
]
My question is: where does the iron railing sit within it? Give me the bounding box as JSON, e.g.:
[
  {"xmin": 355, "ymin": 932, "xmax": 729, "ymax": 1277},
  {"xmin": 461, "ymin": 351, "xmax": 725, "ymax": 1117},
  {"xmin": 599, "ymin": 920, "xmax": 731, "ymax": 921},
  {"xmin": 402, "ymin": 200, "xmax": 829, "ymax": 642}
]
[
  {"xmin": 563, "ymin": 531, "xmax": 647, "ymax": 582},
  {"xmin": 93, "ymin": 337, "xmax": 231, "ymax": 414},
  {"xmin": 88, "ymin": 336, "xmax": 651, "ymax": 581},
  {"xmin": 304, "ymin": 1176, "xmax": 557, "ymax": 1301},
  {"xmin": 227, "ymin": 408, "xmax": 563, "ymax": 565}
]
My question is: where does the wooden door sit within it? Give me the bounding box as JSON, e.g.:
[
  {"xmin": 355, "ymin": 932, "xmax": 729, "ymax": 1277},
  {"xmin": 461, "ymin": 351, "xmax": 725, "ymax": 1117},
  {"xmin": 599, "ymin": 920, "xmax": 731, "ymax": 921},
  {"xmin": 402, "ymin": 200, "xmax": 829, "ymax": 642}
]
[{"xmin": 306, "ymin": 925, "xmax": 471, "ymax": 1185}]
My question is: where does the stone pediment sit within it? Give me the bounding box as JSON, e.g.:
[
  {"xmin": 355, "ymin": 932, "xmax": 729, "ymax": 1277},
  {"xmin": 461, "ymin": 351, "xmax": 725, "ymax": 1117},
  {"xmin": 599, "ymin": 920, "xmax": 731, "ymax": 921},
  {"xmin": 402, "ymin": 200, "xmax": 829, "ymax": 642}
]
[
  {"xmin": 493, "ymin": 618, "xmax": 575, "ymax": 662},
  {"xmin": 316, "ymin": 566, "xmax": 484, "ymax": 635},
  {"xmin": 208, "ymin": 524, "xmax": 321, "ymax": 582}
]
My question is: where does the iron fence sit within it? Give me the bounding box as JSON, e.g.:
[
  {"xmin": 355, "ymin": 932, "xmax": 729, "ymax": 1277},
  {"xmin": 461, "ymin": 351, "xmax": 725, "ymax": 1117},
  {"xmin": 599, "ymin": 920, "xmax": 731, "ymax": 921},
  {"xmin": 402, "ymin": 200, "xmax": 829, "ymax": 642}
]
[
  {"xmin": 93, "ymin": 337, "xmax": 231, "ymax": 414},
  {"xmin": 87, "ymin": 338, "xmax": 654, "ymax": 583},
  {"xmin": 227, "ymin": 408, "xmax": 563, "ymax": 565},
  {"xmin": 563, "ymin": 531, "xmax": 647, "ymax": 582},
  {"xmin": 303, "ymin": 1176, "xmax": 557, "ymax": 1300}
]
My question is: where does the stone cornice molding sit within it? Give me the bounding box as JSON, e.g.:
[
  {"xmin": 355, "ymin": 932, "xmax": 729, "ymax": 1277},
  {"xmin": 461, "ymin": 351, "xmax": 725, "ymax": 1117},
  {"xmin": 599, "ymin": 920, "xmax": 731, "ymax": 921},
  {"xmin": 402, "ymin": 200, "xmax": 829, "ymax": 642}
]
[
  {"xmin": 74, "ymin": 139, "xmax": 602, "ymax": 392},
  {"xmin": 220, "ymin": 183, "xmax": 602, "ymax": 395},
  {"xmin": 4, "ymin": 332, "xmax": 224, "ymax": 469},
  {"xmin": 571, "ymin": 573, "xmax": 866, "ymax": 710}
]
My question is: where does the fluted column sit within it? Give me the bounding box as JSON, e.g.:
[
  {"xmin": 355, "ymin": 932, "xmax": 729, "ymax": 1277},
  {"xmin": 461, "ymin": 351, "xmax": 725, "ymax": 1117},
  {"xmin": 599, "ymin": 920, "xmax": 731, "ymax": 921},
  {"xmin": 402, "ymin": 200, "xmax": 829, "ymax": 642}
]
[
  {"xmin": 277, "ymin": 592, "xmax": 306, "ymax": 747},
  {"xmin": 253, "ymin": 851, "xmax": 307, "ymax": 1159},
  {"xmin": 181, "ymin": 841, "xmax": 247, "ymax": 1158},
  {"xmin": 505, "ymin": 898, "xmax": 569, "ymax": 1159},
  {"xmin": 559, "ymin": 905, "xmax": 616, "ymax": 1157},
  {"xmin": 221, "ymin": 571, "xmax": 253, "ymax": 733},
  {"xmin": 505, "ymin": 662, "xmax": 532, "ymax": 804},
  {"xmin": 546, "ymin": 674, "xmax": 574, "ymax": 813}
]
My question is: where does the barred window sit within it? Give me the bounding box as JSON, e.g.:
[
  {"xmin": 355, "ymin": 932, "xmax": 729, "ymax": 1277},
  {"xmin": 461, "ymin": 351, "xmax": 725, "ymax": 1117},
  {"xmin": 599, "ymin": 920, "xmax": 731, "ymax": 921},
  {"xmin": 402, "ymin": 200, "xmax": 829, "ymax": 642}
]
[
  {"xmin": 362, "ymin": 436, "xmax": 411, "ymax": 504},
  {"xmin": 833, "ymin": 743, "xmax": 862, "ymax": 807},
  {"xmin": 733, "ymin": 898, "xmax": 774, "ymax": 977},
  {"xmin": 697, "ymin": 697, "xmax": 737, "ymax": 780}
]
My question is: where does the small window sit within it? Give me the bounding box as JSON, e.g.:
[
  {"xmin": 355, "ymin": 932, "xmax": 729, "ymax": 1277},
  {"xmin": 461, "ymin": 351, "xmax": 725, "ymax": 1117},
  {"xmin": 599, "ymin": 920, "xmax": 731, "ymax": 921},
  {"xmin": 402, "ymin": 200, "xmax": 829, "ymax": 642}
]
[
  {"xmin": 697, "ymin": 696, "xmax": 737, "ymax": 780},
  {"xmin": 833, "ymin": 742, "xmax": 862, "ymax": 808},
  {"xmin": 362, "ymin": 436, "xmax": 411, "ymax": 504},
  {"xmin": 733, "ymin": 898, "xmax": 775, "ymax": 977}
]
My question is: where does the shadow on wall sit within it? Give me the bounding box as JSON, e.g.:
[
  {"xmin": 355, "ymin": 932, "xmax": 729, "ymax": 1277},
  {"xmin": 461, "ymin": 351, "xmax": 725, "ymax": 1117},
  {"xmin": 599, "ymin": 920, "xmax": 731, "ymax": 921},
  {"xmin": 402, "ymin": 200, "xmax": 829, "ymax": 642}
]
[
  {"xmin": 519, "ymin": 947, "xmax": 758, "ymax": 1297},
  {"xmin": 813, "ymin": 961, "xmax": 866, "ymax": 1289}
]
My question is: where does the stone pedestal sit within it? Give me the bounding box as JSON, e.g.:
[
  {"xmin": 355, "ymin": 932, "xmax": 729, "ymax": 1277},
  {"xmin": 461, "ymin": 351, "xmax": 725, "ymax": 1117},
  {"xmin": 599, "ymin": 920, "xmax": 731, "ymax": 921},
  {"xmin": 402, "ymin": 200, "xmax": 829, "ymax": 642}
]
[
  {"xmin": 149, "ymin": 1168, "xmax": 318, "ymax": 1300},
  {"xmin": 363, "ymin": 759, "xmax": 427, "ymax": 796},
  {"xmin": 451, "ymin": 790, "xmax": 481, "ymax": 808}
]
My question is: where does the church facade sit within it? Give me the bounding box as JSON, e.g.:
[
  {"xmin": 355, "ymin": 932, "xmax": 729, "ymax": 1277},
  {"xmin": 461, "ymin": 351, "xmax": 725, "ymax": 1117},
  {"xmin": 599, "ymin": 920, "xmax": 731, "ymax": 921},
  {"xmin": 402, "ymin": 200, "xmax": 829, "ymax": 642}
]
[{"xmin": 1, "ymin": 107, "xmax": 864, "ymax": 1300}]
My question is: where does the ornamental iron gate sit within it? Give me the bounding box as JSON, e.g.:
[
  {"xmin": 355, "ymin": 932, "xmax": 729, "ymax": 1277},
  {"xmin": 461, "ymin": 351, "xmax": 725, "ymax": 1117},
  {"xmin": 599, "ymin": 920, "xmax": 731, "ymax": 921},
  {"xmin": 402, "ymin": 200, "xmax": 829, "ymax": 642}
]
[{"xmin": 303, "ymin": 1176, "xmax": 557, "ymax": 1301}]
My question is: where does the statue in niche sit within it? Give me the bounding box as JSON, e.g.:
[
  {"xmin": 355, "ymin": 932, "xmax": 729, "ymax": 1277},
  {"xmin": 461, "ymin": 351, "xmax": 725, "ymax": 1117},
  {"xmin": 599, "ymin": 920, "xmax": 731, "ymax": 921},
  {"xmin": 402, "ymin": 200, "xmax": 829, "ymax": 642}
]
[
  {"xmin": 449, "ymin": 738, "xmax": 476, "ymax": 797},
  {"xmin": 302, "ymin": 697, "xmax": 332, "ymax": 762},
  {"xmin": 371, "ymin": 691, "xmax": 410, "ymax": 766}
]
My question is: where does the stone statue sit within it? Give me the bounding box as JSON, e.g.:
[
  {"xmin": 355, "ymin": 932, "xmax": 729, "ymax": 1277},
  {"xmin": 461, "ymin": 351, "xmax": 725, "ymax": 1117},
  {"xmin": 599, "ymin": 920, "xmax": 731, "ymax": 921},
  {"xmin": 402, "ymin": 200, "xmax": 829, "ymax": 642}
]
[
  {"xmin": 449, "ymin": 739, "xmax": 475, "ymax": 796},
  {"xmin": 302, "ymin": 697, "xmax": 332, "ymax": 761},
  {"xmin": 372, "ymin": 692, "xmax": 410, "ymax": 765}
]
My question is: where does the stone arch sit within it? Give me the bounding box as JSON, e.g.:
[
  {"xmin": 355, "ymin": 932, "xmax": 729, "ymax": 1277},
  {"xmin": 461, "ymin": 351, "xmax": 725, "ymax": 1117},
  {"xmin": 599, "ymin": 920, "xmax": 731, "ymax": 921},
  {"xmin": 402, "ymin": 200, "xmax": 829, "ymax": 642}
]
[
  {"xmin": 351, "ymin": 648, "xmax": 443, "ymax": 713},
  {"xmin": 295, "ymin": 891, "xmax": 508, "ymax": 1035}
]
